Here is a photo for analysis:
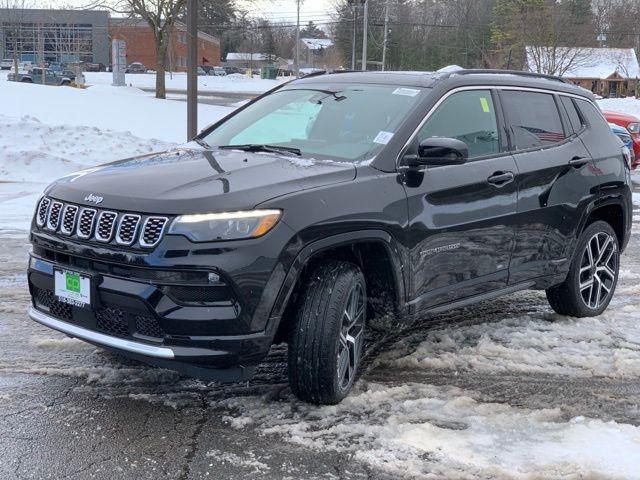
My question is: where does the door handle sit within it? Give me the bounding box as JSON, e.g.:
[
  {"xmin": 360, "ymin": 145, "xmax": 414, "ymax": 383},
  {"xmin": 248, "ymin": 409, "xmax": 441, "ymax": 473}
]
[
  {"xmin": 568, "ymin": 156, "xmax": 589, "ymax": 168},
  {"xmin": 487, "ymin": 171, "xmax": 514, "ymax": 186}
]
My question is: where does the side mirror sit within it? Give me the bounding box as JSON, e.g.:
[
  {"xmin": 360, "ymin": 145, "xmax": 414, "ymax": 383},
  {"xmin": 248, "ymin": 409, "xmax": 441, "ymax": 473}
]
[{"xmin": 403, "ymin": 137, "xmax": 468, "ymax": 168}]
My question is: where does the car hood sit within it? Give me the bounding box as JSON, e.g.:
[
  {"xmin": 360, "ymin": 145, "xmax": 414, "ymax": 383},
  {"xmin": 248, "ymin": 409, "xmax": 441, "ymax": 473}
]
[{"xmin": 45, "ymin": 146, "xmax": 356, "ymax": 214}]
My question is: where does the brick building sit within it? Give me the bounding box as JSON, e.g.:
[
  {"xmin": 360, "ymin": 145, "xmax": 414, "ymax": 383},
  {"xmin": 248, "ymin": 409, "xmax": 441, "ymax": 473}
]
[{"xmin": 109, "ymin": 18, "xmax": 220, "ymax": 71}]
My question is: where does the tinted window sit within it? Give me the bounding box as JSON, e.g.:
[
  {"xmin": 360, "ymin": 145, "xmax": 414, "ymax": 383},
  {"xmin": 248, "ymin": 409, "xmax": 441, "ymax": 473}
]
[
  {"xmin": 416, "ymin": 89, "xmax": 499, "ymax": 160},
  {"xmin": 575, "ymin": 99, "xmax": 611, "ymax": 136},
  {"xmin": 560, "ymin": 96, "xmax": 584, "ymax": 133},
  {"xmin": 501, "ymin": 91, "xmax": 566, "ymax": 150}
]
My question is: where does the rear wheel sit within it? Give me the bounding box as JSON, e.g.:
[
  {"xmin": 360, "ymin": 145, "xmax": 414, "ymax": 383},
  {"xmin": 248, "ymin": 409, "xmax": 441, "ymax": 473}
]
[
  {"xmin": 288, "ymin": 261, "xmax": 366, "ymax": 404},
  {"xmin": 546, "ymin": 220, "xmax": 619, "ymax": 317}
]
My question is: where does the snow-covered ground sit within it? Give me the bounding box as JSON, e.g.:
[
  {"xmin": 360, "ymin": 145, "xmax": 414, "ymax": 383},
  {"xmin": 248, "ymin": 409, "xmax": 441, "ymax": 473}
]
[{"xmin": 0, "ymin": 70, "xmax": 289, "ymax": 94}]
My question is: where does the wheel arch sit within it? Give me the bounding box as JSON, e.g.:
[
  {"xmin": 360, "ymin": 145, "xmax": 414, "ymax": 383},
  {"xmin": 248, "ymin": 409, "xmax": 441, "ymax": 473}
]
[
  {"xmin": 579, "ymin": 197, "xmax": 629, "ymax": 251},
  {"xmin": 269, "ymin": 230, "xmax": 407, "ymax": 343}
]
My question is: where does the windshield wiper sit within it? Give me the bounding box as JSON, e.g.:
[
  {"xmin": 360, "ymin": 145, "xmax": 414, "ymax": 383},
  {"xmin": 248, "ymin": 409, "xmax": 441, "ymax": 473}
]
[
  {"xmin": 218, "ymin": 144, "xmax": 302, "ymax": 156},
  {"xmin": 192, "ymin": 137, "xmax": 211, "ymax": 148}
]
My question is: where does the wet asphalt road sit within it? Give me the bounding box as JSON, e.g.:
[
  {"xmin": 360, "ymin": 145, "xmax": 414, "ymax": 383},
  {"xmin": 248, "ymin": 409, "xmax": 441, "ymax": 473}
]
[{"xmin": 1, "ymin": 193, "xmax": 639, "ymax": 479}]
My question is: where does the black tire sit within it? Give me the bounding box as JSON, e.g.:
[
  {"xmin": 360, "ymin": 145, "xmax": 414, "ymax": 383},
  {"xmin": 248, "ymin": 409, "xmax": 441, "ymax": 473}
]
[
  {"xmin": 546, "ymin": 220, "xmax": 619, "ymax": 317},
  {"xmin": 288, "ymin": 261, "xmax": 366, "ymax": 405}
]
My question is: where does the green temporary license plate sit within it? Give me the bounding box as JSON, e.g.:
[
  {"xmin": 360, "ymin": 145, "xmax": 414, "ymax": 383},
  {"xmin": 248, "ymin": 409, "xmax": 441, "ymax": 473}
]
[{"xmin": 54, "ymin": 269, "xmax": 91, "ymax": 307}]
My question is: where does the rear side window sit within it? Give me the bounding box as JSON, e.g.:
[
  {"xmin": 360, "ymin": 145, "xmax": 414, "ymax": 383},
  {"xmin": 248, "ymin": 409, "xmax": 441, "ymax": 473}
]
[
  {"xmin": 416, "ymin": 89, "xmax": 500, "ymax": 160},
  {"xmin": 501, "ymin": 90, "xmax": 566, "ymax": 150},
  {"xmin": 560, "ymin": 96, "xmax": 584, "ymax": 134},
  {"xmin": 574, "ymin": 99, "xmax": 612, "ymax": 137}
]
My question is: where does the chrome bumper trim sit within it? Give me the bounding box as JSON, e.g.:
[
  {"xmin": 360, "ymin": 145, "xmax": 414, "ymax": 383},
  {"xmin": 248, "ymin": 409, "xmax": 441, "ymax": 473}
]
[{"xmin": 28, "ymin": 307, "xmax": 175, "ymax": 359}]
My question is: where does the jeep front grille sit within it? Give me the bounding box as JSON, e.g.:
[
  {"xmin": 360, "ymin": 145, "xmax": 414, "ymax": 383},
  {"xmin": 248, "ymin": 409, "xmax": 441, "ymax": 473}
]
[
  {"xmin": 140, "ymin": 217, "xmax": 169, "ymax": 248},
  {"xmin": 95, "ymin": 211, "xmax": 117, "ymax": 242},
  {"xmin": 77, "ymin": 208, "xmax": 97, "ymax": 239},
  {"xmin": 37, "ymin": 197, "xmax": 170, "ymax": 249},
  {"xmin": 116, "ymin": 214, "xmax": 141, "ymax": 245},
  {"xmin": 36, "ymin": 197, "xmax": 51, "ymax": 227},
  {"xmin": 46, "ymin": 201, "xmax": 63, "ymax": 230},
  {"xmin": 60, "ymin": 204, "xmax": 79, "ymax": 235}
]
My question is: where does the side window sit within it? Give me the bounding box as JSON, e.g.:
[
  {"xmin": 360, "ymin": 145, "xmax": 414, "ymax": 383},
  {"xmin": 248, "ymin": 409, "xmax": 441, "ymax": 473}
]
[
  {"xmin": 575, "ymin": 98, "xmax": 612, "ymax": 137},
  {"xmin": 560, "ymin": 96, "xmax": 584, "ymax": 134},
  {"xmin": 501, "ymin": 90, "xmax": 566, "ymax": 150},
  {"xmin": 416, "ymin": 89, "xmax": 500, "ymax": 160}
]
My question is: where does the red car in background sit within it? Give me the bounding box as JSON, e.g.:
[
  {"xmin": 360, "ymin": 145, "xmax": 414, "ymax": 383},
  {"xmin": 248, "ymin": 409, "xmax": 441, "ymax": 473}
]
[{"xmin": 603, "ymin": 110, "xmax": 640, "ymax": 168}]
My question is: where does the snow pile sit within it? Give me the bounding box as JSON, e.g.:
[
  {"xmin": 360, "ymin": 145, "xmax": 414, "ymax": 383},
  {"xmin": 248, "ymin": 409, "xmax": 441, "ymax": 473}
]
[
  {"xmin": 382, "ymin": 302, "xmax": 640, "ymax": 378},
  {"xmin": 0, "ymin": 81, "xmax": 232, "ymax": 143},
  {"xmin": 0, "ymin": 114, "xmax": 173, "ymax": 182},
  {"xmin": 214, "ymin": 382, "xmax": 640, "ymax": 478}
]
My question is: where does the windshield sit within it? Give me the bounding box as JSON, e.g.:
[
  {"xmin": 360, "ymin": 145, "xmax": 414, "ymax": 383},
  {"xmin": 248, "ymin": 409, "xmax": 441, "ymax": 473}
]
[{"xmin": 201, "ymin": 83, "xmax": 425, "ymax": 161}]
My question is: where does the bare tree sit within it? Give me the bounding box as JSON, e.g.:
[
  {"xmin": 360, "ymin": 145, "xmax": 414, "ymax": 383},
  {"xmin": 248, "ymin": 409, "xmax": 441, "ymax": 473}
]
[
  {"xmin": 525, "ymin": 45, "xmax": 592, "ymax": 76},
  {"xmin": 92, "ymin": 0, "xmax": 186, "ymax": 98},
  {"xmin": 1, "ymin": 0, "xmax": 30, "ymax": 80}
]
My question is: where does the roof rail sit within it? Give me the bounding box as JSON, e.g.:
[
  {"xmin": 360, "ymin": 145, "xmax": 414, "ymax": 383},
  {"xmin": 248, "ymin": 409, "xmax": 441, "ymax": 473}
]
[
  {"xmin": 448, "ymin": 69, "xmax": 566, "ymax": 83},
  {"xmin": 298, "ymin": 69, "xmax": 358, "ymax": 79}
]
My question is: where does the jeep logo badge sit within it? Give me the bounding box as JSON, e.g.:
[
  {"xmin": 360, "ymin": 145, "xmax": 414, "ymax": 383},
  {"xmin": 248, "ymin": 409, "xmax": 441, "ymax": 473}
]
[{"xmin": 84, "ymin": 193, "xmax": 104, "ymax": 205}]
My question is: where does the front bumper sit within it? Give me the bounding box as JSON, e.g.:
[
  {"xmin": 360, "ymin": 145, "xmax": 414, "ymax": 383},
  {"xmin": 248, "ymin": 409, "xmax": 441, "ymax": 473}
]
[{"xmin": 27, "ymin": 252, "xmax": 277, "ymax": 381}]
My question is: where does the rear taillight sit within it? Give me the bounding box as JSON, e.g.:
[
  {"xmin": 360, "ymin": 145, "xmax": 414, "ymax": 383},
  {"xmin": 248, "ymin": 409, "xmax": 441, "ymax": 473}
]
[{"xmin": 622, "ymin": 145, "xmax": 632, "ymax": 167}]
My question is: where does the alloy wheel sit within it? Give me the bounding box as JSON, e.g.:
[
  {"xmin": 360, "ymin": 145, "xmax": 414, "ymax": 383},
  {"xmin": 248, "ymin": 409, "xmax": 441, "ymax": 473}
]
[
  {"xmin": 336, "ymin": 282, "xmax": 365, "ymax": 391},
  {"xmin": 578, "ymin": 231, "xmax": 617, "ymax": 309}
]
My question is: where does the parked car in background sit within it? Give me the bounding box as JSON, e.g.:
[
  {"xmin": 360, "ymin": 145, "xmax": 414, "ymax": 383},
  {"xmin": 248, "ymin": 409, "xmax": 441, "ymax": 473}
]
[
  {"xmin": 603, "ymin": 110, "xmax": 640, "ymax": 168},
  {"xmin": 197, "ymin": 66, "xmax": 207, "ymax": 76},
  {"xmin": 61, "ymin": 70, "xmax": 77, "ymax": 82},
  {"xmin": 222, "ymin": 65, "xmax": 241, "ymax": 75},
  {"xmin": 609, "ymin": 123, "xmax": 635, "ymax": 167},
  {"xmin": 125, "ymin": 62, "xmax": 147, "ymax": 74},
  {"xmin": 8, "ymin": 67, "xmax": 71, "ymax": 86},
  {"xmin": 83, "ymin": 62, "xmax": 105, "ymax": 72},
  {"xmin": 199, "ymin": 65, "xmax": 213, "ymax": 75},
  {"xmin": 212, "ymin": 66, "xmax": 227, "ymax": 76},
  {"xmin": 0, "ymin": 58, "xmax": 13, "ymax": 70}
]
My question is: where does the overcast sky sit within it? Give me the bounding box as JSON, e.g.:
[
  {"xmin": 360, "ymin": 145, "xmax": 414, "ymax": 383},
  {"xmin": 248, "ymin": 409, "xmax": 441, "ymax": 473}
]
[{"xmin": 43, "ymin": 0, "xmax": 336, "ymax": 24}]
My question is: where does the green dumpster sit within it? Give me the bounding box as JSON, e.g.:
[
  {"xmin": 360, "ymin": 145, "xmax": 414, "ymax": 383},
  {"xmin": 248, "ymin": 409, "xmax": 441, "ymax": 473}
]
[{"xmin": 260, "ymin": 66, "xmax": 278, "ymax": 80}]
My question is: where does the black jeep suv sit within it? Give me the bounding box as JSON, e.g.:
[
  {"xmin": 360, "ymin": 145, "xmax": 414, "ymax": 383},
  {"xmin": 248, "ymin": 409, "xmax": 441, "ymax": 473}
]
[{"xmin": 28, "ymin": 70, "xmax": 632, "ymax": 404}]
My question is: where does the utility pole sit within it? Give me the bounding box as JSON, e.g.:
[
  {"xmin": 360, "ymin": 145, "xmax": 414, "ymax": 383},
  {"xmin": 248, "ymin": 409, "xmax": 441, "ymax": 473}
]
[
  {"xmin": 381, "ymin": 0, "xmax": 389, "ymax": 71},
  {"xmin": 295, "ymin": 0, "xmax": 301, "ymax": 75},
  {"xmin": 361, "ymin": 0, "xmax": 368, "ymax": 71},
  {"xmin": 187, "ymin": 0, "xmax": 198, "ymax": 140}
]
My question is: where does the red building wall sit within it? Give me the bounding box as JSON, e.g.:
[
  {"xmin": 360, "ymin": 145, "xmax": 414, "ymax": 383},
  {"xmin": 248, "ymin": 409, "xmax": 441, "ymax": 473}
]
[{"xmin": 109, "ymin": 23, "xmax": 220, "ymax": 71}]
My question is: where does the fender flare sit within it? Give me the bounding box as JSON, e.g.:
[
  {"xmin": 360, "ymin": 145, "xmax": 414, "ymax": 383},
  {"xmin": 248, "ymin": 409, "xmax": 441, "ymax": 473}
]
[
  {"xmin": 266, "ymin": 230, "xmax": 407, "ymax": 329},
  {"xmin": 576, "ymin": 193, "xmax": 630, "ymax": 252}
]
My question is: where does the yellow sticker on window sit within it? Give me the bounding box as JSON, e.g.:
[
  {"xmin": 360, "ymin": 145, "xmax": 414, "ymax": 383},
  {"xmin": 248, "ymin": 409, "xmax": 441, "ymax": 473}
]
[{"xmin": 480, "ymin": 97, "xmax": 490, "ymax": 113}]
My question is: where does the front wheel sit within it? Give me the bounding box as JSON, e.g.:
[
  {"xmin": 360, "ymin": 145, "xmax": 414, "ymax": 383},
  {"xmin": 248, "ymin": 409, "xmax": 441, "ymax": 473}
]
[
  {"xmin": 546, "ymin": 220, "xmax": 619, "ymax": 317},
  {"xmin": 288, "ymin": 261, "xmax": 366, "ymax": 405}
]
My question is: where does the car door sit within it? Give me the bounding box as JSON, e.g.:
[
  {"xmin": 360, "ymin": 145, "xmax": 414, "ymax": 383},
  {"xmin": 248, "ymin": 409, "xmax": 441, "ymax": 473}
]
[
  {"xmin": 402, "ymin": 88, "xmax": 518, "ymax": 310},
  {"xmin": 499, "ymin": 89, "xmax": 599, "ymax": 284}
]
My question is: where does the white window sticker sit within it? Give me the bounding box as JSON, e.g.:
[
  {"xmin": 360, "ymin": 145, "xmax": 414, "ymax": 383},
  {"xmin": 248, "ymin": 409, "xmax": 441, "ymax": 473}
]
[
  {"xmin": 374, "ymin": 131, "xmax": 394, "ymax": 145},
  {"xmin": 393, "ymin": 87, "xmax": 420, "ymax": 97}
]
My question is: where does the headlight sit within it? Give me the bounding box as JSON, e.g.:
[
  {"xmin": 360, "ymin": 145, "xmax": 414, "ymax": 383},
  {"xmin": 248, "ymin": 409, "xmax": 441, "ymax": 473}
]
[
  {"xmin": 168, "ymin": 209, "xmax": 281, "ymax": 242},
  {"xmin": 627, "ymin": 122, "xmax": 639, "ymax": 133}
]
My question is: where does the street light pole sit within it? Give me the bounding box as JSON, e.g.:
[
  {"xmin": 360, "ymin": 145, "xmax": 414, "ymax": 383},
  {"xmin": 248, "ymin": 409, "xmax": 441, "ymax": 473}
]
[
  {"xmin": 361, "ymin": 0, "xmax": 368, "ymax": 71},
  {"xmin": 187, "ymin": 0, "xmax": 198, "ymax": 140}
]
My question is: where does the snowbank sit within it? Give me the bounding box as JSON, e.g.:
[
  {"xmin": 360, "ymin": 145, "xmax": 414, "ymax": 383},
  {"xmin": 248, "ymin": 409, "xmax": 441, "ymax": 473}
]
[
  {"xmin": 0, "ymin": 81, "xmax": 232, "ymax": 143},
  {"xmin": 598, "ymin": 97, "xmax": 640, "ymax": 117}
]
